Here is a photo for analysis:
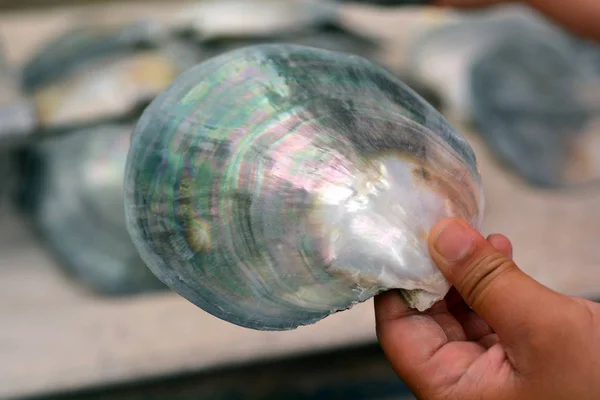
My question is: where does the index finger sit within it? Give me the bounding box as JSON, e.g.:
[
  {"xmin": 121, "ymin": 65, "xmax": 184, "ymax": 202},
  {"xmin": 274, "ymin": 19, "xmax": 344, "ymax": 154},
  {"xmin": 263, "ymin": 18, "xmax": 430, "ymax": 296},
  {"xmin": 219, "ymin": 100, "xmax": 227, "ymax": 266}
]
[{"xmin": 375, "ymin": 291, "xmax": 485, "ymax": 395}]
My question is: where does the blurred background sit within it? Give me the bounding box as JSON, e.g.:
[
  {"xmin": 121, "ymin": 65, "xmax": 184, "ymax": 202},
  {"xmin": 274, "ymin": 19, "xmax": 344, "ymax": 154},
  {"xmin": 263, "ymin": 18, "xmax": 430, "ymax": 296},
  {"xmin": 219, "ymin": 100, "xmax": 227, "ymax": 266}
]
[{"xmin": 1, "ymin": 0, "xmax": 600, "ymax": 399}]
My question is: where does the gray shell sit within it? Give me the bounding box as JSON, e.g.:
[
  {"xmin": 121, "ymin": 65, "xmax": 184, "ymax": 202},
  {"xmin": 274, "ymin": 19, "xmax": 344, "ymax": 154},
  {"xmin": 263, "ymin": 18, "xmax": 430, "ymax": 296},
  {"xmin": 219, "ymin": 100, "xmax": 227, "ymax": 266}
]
[
  {"xmin": 469, "ymin": 16, "xmax": 600, "ymax": 188},
  {"xmin": 32, "ymin": 124, "xmax": 166, "ymax": 295},
  {"xmin": 21, "ymin": 21, "xmax": 170, "ymax": 92},
  {"xmin": 30, "ymin": 41, "xmax": 202, "ymax": 131},
  {"xmin": 175, "ymin": 0, "xmax": 341, "ymax": 41}
]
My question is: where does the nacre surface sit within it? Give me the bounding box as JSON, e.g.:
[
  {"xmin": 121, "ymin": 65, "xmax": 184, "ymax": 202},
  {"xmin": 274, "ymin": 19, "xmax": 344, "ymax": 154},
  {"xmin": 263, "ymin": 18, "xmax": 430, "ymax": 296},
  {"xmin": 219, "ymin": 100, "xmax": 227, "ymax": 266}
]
[
  {"xmin": 31, "ymin": 124, "xmax": 165, "ymax": 294},
  {"xmin": 125, "ymin": 44, "xmax": 484, "ymax": 330}
]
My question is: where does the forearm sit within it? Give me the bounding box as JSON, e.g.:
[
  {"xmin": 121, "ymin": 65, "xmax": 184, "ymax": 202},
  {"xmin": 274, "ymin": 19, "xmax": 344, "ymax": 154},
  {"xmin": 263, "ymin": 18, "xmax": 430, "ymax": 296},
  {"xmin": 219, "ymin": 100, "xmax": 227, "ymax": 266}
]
[
  {"xmin": 525, "ymin": 0, "xmax": 600, "ymax": 41},
  {"xmin": 434, "ymin": 0, "xmax": 600, "ymax": 42}
]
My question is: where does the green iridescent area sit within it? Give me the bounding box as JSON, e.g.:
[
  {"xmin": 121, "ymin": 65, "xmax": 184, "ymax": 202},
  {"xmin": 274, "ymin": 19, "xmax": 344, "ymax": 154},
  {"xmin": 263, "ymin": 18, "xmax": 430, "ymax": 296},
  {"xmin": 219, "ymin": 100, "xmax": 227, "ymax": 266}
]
[{"xmin": 124, "ymin": 44, "xmax": 483, "ymax": 330}]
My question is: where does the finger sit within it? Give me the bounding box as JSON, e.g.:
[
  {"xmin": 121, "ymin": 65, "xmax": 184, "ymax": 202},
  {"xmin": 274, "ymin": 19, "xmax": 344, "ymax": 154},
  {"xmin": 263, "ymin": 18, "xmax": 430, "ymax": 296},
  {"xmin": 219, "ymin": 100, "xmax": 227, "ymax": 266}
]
[
  {"xmin": 448, "ymin": 234, "xmax": 512, "ymax": 311},
  {"xmin": 454, "ymin": 307, "xmax": 494, "ymax": 340},
  {"xmin": 479, "ymin": 333, "xmax": 500, "ymax": 349},
  {"xmin": 433, "ymin": 0, "xmax": 600, "ymax": 41},
  {"xmin": 487, "ymin": 234, "xmax": 513, "ymax": 259},
  {"xmin": 374, "ymin": 292, "xmax": 448, "ymax": 385},
  {"xmin": 525, "ymin": 0, "xmax": 600, "ymax": 42},
  {"xmin": 446, "ymin": 234, "xmax": 510, "ymax": 340},
  {"xmin": 444, "ymin": 287, "xmax": 464, "ymax": 309},
  {"xmin": 428, "ymin": 218, "xmax": 567, "ymax": 351},
  {"xmin": 427, "ymin": 300, "xmax": 467, "ymax": 342},
  {"xmin": 375, "ymin": 291, "xmax": 465, "ymax": 354},
  {"xmin": 376, "ymin": 291, "xmax": 489, "ymax": 396},
  {"xmin": 448, "ymin": 234, "xmax": 512, "ymax": 340},
  {"xmin": 374, "ymin": 291, "xmax": 468, "ymax": 389}
]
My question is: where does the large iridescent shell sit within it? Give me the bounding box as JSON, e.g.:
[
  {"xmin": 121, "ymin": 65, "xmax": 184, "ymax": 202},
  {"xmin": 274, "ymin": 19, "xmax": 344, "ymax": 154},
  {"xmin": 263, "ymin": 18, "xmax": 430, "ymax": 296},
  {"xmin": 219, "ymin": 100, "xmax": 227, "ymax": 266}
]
[
  {"xmin": 124, "ymin": 44, "xmax": 484, "ymax": 330},
  {"xmin": 29, "ymin": 124, "xmax": 166, "ymax": 294}
]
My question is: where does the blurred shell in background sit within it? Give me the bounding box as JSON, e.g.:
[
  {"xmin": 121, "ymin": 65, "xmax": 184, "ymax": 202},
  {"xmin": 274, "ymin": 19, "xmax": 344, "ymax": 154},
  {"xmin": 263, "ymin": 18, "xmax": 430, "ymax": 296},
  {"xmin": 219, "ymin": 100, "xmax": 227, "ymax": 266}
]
[
  {"xmin": 178, "ymin": 0, "xmax": 441, "ymax": 108},
  {"xmin": 0, "ymin": 38, "xmax": 21, "ymax": 105},
  {"xmin": 25, "ymin": 31, "xmax": 202, "ymax": 132},
  {"xmin": 405, "ymin": 5, "xmax": 600, "ymax": 188},
  {"xmin": 30, "ymin": 40, "xmax": 202, "ymax": 130},
  {"xmin": 406, "ymin": 6, "xmax": 556, "ymax": 122},
  {"xmin": 470, "ymin": 25, "xmax": 600, "ymax": 188},
  {"xmin": 0, "ymin": 38, "xmax": 26, "ymax": 203},
  {"xmin": 21, "ymin": 20, "xmax": 171, "ymax": 92},
  {"xmin": 8, "ymin": 22, "xmax": 202, "ymax": 294},
  {"xmin": 200, "ymin": 22, "xmax": 379, "ymax": 61},
  {"xmin": 334, "ymin": 0, "xmax": 431, "ymax": 4},
  {"xmin": 26, "ymin": 124, "xmax": 166, "ymax": 295},
  {"xmin": 0, "ymin": 21, "xmax": 203, "ymax": 148},
  {"xmin": 174, "ymin": 0, "xmax": 342, "ymax": 41},
  {"xmin": 124, "ymin": 44, "xmax": 484, "ymax": 330},
  {"xmin": 179, "ymin": 0, "xmax": 380, "ymax": 59}
]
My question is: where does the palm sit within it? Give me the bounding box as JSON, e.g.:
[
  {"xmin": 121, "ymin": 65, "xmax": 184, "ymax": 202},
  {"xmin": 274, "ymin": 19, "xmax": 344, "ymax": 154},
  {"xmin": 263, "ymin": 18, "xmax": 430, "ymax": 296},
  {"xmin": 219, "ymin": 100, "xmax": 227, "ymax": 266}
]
[{"xmin": 375, "ymin": 235, "xmax": 515, "ymax": 399}]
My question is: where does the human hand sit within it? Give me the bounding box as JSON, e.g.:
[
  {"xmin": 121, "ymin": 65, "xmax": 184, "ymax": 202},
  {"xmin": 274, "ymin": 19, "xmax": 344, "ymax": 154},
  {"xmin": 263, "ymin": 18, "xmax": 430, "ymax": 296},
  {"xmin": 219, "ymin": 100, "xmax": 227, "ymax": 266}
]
[
  {"xmin": 432, "ymin": 0, "xmax": 600, "ymax": 41},
  {"xmin": 375, "ymin": 218, "xmax": 600, "ymax": 399}
]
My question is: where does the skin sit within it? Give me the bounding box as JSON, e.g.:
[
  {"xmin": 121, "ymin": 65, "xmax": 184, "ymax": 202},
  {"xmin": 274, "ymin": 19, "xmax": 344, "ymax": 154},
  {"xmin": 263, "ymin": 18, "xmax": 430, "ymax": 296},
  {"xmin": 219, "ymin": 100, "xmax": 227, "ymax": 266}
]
[
  {"xmin": 375, "ymin": 218, "xmax": 600, "ymax": 399},
  {"xmin": 375, "ymin": 2, "xmax": 600, "ymax": 398},
  {"xmin": 433, "ymin": 0, "xmax": 600, "ymax": 41}
]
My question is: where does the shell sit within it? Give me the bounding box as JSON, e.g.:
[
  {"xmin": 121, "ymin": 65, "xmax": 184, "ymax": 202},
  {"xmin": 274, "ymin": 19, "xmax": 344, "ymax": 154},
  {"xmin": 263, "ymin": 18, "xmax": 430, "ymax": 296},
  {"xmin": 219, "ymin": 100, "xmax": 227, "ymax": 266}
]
[
  {"xmin": 177, "ymin": 0, "xmax": 379, "ymax": 62},
  {"xmin": 30, "ymin": 124, "xmax": 166, "ymax": 295},
  {"xmin": 0, "ymin": 40, "xmax": 25, "ymax": 202},
  {"xmin": 1, "ymin": 25, "xmax": 201, "ymax": 146},
  {"xmin": 30, "ymin": 41, "xmax": 202, "ymax": 131},
  {"xmin": 0, "ymin": 36, "xmax": 36, "ymax": 144},
  {"xmin": 201, "ymin": 25, "xmax": 378, "ymax": 61},
  {"xmin": 124, "ymin": 44, "xmax": 484, "ymax": 330},
  {"xmin": 21, "ymin": 21, "xmax": 169, "ymax": 92},
  {"xmin": 334, "ymin": 0, "xmax": 431, "ymax": 5},
  {"xmin": 406, "ymin": 6, "xmax": 561, "ymax": 123},
  {"xmin": 174, "ymin": 0, "xmax": 340, "ymax": 41},
  {"xmin": 469, "ymin": 18, "xmax": 600, "ymax": 188}
]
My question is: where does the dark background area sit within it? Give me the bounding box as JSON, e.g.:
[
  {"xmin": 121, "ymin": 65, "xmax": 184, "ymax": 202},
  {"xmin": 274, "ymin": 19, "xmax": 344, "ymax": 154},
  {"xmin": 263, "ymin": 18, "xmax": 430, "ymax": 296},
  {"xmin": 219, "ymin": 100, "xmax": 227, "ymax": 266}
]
[{"xmin": 20, "ymin": 344, "xmax": 415, "ymax": 400}]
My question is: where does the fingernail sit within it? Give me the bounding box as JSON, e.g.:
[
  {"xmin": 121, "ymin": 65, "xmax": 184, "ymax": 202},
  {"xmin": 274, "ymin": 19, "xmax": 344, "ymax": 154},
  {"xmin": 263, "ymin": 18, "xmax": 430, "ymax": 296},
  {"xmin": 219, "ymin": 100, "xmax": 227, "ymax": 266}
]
[{"xmin": 432, "ymin": 220, "xmax": 475, "ymax": 262}]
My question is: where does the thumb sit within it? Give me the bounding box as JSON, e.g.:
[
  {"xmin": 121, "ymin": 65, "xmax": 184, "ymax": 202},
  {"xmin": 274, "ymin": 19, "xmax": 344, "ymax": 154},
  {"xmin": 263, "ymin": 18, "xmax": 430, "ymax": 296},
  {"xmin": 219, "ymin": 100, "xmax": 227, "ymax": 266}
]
[{"xmin": 428, "ymin": 218, "xmax": 567, "ymax": 347}]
